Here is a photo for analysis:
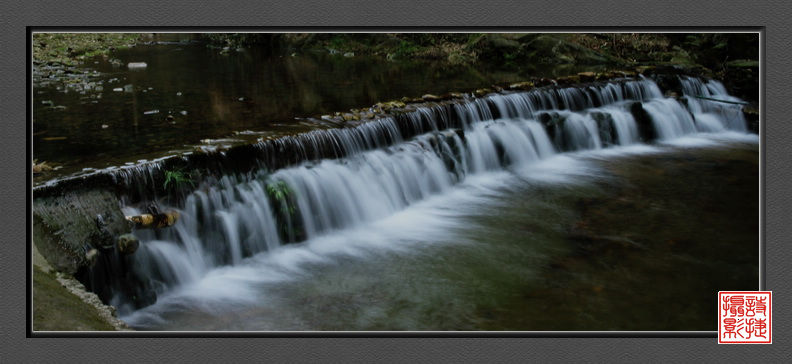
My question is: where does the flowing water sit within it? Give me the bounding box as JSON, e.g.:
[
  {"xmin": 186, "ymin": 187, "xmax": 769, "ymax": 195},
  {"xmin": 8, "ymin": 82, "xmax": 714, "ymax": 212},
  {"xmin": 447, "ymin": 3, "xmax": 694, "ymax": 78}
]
[
  {"xmin": 94, "ymin": 76, "xmax": 759, "ymax": 331},
  {"xmin": 33, "ymin": 34, "xmax": 602, "ymax": 179}
]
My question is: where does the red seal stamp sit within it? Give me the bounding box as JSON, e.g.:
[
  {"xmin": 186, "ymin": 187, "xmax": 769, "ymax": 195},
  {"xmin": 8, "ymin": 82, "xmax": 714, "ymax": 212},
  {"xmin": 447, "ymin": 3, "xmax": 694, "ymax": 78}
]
[{"xmin": 718, "ymin": 291, "xmax": 772, "ymax": 344}]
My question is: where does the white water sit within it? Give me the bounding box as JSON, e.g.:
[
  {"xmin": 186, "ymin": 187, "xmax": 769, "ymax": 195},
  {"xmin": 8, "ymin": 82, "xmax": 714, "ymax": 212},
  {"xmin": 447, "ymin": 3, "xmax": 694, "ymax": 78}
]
[
  {"xmin": 680, "ymin": 76, "xmax": 748, "ymax": 132},
  {"xmin": 119, "ymin": 77, "xmax": 754, "ymax": 323}
]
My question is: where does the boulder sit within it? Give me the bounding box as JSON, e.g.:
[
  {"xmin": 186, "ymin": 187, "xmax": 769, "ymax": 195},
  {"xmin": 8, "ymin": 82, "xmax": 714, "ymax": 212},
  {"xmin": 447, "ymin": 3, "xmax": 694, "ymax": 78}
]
[
  {"xmin": 522, "ymin": 34, "xmax": 615, "ymax": 65},
  {"xmin": 577, "ymin": 71, "xmax": 597, "ymax": 82},
  {"xmin": 117, "ymin": 234, "xmax": 140, "ymax": 255},
  {"xmin": 33, "ymin": 188, "xmax": 130, "ymax": 274}
]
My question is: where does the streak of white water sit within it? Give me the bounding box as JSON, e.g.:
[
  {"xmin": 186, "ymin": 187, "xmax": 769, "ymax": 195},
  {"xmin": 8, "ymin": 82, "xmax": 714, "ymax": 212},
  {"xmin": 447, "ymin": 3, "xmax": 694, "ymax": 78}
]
[{"xmin": 121, "ymin": 77, "xmax": 752, "ymax": 320}]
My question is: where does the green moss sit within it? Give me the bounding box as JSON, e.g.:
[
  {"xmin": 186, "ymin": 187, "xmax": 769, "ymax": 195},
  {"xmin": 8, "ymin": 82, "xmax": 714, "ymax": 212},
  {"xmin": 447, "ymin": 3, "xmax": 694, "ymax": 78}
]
[{"xmin": 33, "ymin": 266, "xmax": 116, "ymax": 331}]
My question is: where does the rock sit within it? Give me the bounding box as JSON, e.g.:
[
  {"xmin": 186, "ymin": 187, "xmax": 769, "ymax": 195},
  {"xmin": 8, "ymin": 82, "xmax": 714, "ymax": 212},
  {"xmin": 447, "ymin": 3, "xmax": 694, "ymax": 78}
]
[
  {"xmin": 117, "ymin": 234, "xmax": 139, "ymax": 255},
  {"xmin": 33, "ymin": 161, "xmax": 53, "ymax": 174},
  {"xmin": 509, "ymin": 81, "xmax": 534, "ymax": 90},
  {"xmin": 475, "ymin": 88, "xmax": 492, "ymax": 97},
  {"xmin": 629, "ymin": 102, "xmax": 657, "ymax": 142},
  {"xmin": 389, "ymin": 100, "xmax": 406, "ymax": 108},
  {"xmin": 54, "ymin": 272, "xmax": 132, "ymax": 330},
  {"xmin": 422, "ymin": 94, "xmax": 442, "ymax": 102},
  {"xmin": 449, "ymin": 92, "xmax": 464, "ymax": 99},
  {"xmin": 127, "ymin": 62, "xmax": 147, "ymax": 70},
  {"xmin": 470, "ymin": 34, "xmax": 523, "ymax": 61},
  {"xmin": 557, "ymin": 75, "xmax": 580, "ymax": 85},
  {"xmin": 85, "ymin": 249, "xmax": 99, "ymax": 266},
  {"xmin": 577, "ymin": 71, "xmax": 597, "ymax": 81},
  {"xmin": 522, "ymin": 34, "xmax": 614, "ymax": 65},
  {"xmin": 343, "ymin": 52, "xmax": 354, "ymax": 57}
]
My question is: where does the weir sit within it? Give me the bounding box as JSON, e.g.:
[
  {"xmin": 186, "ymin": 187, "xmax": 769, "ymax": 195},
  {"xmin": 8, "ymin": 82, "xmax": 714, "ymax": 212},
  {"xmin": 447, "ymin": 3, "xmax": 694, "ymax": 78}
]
[{"xmin": 32, "ymin": 74, "xmax": 754, "ymax": 312}]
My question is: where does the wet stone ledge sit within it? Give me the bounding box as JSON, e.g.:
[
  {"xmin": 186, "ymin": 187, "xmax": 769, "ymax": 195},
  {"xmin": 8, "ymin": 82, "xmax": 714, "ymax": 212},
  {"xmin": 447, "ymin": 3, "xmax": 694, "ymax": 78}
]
[{"xmin": 33, "ymin": 66, "xmax": 710, "ymax": 204}]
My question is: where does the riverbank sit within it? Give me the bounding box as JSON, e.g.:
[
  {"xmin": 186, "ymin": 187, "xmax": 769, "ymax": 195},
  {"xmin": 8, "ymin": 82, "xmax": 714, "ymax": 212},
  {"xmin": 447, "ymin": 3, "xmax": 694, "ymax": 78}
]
[
  {"xmin": 33, "ymin": 245, "xmax": 130, "ymax": 331},
  {"xmin": 33, "ymin": 33, "xmax": 146, "ymax": 66},
  {"xmin": 32, "ymin": 32, "xmax": 759, "ymax": 104}
]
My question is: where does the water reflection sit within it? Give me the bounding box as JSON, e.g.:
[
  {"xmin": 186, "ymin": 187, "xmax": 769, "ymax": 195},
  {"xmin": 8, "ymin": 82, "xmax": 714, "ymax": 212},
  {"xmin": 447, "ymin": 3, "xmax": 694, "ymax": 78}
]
[{"xmin": 33, "ymin": 35, "xmax": 603, "ymax": 178}]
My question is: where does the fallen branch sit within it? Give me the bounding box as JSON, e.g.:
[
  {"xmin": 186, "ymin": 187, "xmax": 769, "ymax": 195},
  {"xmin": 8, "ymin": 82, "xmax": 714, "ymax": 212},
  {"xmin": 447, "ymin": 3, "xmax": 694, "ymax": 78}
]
[
  {"xmin": 125, "ymin": 211, "xmax": 179, "ymax": 229},
  {"xmin": 692, "ymin": 95, "xmax": 749, "ymax": 105}
]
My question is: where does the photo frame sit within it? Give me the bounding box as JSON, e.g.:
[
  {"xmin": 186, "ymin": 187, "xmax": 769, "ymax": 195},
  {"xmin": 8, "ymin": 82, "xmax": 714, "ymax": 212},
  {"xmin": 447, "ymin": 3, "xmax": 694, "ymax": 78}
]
[{"xmin": 5, "ymin": 0, "xmax": 790, "ymax": 361}]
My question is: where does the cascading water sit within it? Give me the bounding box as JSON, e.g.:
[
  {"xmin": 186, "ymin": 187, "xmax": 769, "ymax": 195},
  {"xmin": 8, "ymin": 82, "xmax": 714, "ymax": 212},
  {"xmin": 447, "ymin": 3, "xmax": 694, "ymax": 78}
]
[
  {"xmin": 110, "ymin": 76, "xmax": 753, "ymax": 317},
  {"xmin": 679, "ymin": 76, "xmax": 748, "ymax": 132}
]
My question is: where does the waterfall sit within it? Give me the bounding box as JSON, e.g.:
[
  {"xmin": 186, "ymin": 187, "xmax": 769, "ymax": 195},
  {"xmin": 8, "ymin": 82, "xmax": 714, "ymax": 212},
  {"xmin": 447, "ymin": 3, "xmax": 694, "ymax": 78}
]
[
  {"xmin": 680, "ymin": 76, "xmax": 748, "ymax": 132},
  {"xmin": 109, "ymin": 77, "xmax": 751, "ymax": 310}
]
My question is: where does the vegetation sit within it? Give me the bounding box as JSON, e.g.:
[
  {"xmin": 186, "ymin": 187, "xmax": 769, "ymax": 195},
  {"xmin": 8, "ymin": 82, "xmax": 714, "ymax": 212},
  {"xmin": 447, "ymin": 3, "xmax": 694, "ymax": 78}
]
[
  {"xmin": 266, "ymin": 180, "xmax": 304, "ymax": 242},
  {"xmin": 33, "ymin": 33, "xmax": 145, "ymax": 66},
  {"xmin": 163, "ymin": 168, "xmax": 195, "ymax": 191},
  {"xmin": 201, "ymin": 33, "xmax": 758, "ymax": 72}
]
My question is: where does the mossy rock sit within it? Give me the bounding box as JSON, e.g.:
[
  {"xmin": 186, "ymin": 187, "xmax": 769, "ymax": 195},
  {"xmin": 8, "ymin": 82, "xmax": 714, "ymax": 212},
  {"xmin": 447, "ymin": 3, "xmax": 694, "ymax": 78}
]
[{"xmin": 522, "ymin": 35, "xmax": 618, "ymax": 65}]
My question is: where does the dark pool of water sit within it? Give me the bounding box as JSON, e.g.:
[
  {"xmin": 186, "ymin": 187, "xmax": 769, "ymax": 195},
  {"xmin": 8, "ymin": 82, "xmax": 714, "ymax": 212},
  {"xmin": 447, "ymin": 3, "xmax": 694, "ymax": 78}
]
[
  {"xmin": 33, "ymin": 35, "xmax": 603, "ymax": 179},
  {"xmin": 122, "ymin": 138, "xmax": 758, "ymax": 331}
]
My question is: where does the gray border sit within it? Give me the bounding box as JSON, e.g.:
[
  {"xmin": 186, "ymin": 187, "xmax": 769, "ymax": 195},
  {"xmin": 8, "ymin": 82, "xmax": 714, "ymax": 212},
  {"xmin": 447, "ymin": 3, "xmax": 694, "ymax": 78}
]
[{"xmin": 4, "ymin": 0, "xmax": 791, "ymax": 361}]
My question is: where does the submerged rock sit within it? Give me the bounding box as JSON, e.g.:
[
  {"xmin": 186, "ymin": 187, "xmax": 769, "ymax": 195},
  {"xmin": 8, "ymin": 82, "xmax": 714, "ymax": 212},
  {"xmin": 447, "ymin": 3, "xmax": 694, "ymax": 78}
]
[{"xmin": 127, "ymin": 62, "xmax": 147, "ymax": 70}]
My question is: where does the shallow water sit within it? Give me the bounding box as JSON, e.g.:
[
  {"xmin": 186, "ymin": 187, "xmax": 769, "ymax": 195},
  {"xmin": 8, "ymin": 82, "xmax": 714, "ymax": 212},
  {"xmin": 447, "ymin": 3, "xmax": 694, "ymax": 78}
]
[
  {"xmin": 121, "ymin": 133, "xmax": 758, "ymax": 331},
  {"xmin": 33, "ymin": 34, "xmax": 601, "ymax": 177}
]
